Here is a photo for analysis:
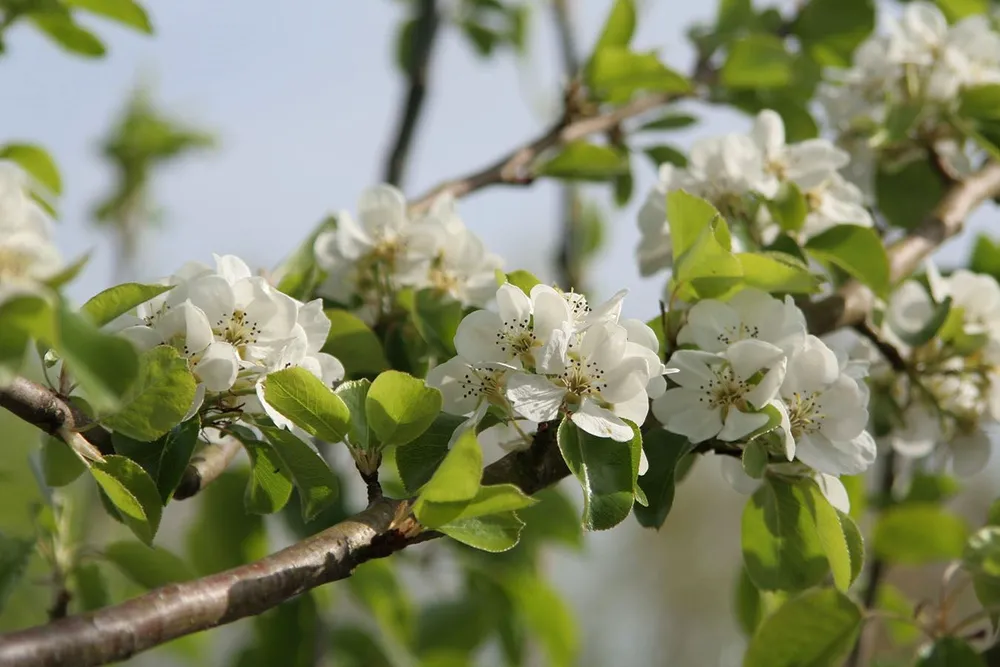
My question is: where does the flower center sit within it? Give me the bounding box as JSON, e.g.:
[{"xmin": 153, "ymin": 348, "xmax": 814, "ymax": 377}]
[
  {"xmin": 786, "ymin": 391, "xmax": 825, "ymax": 437},
  {"xmin": 458, "ymin": 366, "xmax": 507, "ymax": 403},
  {"xmin": 221, "ymin": 309, "xmax": 260, "ymax": 349},
  {"xmin": 0, "ymin": 247, "xmax": 35, "ymax": 281},
  {"xmin": 715, "ymin": 321, "xmax": 762, "ymax": 347},
  {"xmin": 560, "ymin": 358, "xmax": 606, "ymax": 398},
  {"xmin": 496, "ymin": 317, "xmax": 537, "ymax": 362},
  {"xmin": 698, "ymin": 366, "xmax": 748, "ymax": 410}
]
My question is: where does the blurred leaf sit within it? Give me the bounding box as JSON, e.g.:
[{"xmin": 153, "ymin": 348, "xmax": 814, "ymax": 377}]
[
  {"xmin": 63, "ymin": 0, "xmax": 152, "ymax": 33},
  {"xmin": 0, "ymin": 143, "xmax": 61, "ymax": 195},
  {"xmin": 29, "ymin": 12, "xmax": 106, "ymax": 57},
  {"xmin": 794, "ymin": 0, "xmax": 874, "ymax": 67},
  {"xmin": 44, "ymin": 253, "xmax": 90, "ymax": 288},
  {"xmin": 873, "ymin": 503, "xmax": 970, "ymax": 564},
  {"xmin": 322, "ymin": 309, "xmax": 389, "ymax": 376},
  {"xmin": 187, "ymin": 470, "xmax": 266, "ymax": 575},
  {"xmin": 80, "ymin": 283, "xmax": 171, "ymax": 327},
  {"xmin": 592, "ymin": 0, "xmax": 634, "ymax": 52},
  {"xmin": 154, "ymin": 416, "xmax": 200, "ymax": 503},
  {"xmin": 503, "ymin": 270, "xmax": 541, "ymax": 295},
  {"xmin": 55, "ymin": 307, "xmax": 140, "ymax": 412},
  {"xmin": 518, "ymin": 487, "xmax": 583, "ymax": 550},
  {"xmin": 412, "ymin": 289, "xmax": 463, "ymax": 358},
  {"xmin": 241, "ymin": 438, "xmax": 293, "ymax": 515},
  {"xmin": 0, "ymin": 296, "xmax": 51, "ymax": 385},
  {"xmin": 666, "ymin": 189, "xmax": 722, "ymax": 262},
  {"xmin": 970, "ymin": 234, "xmax": 1000, "ymax": 283},
  {"xmin": 643, "ymin": 145, "xmax": 687, "ymax": 168},
  {"xmin": 238, "ymin": 593, "xmax": 319, "ymax": 667},
  {"xmin": 421, "ymin": 484, "xmax": 536, "ymax": 529},
  {"xmin": 258, "ymin": 426, "xmax": 338, "ymax": 522},
  {"xmin": 329, "ymin": 626, "xmax": 393, "ymax": 667},
  {"xmin": 536, "ymin": 142, "xmax": 628, "ymax": 181},
  {"xmin": 916, "ymin": 638, "xmax": 986, "ymax": 666},
  {"xmin": 504, "ymin": 572, "xmax": 578, "ymax": 667},
  {"xmin": 743, "ymin": 588, "xmax": 862, "ymax": 667},
  {"xmin": 876, "ymin": 159, "xmax": 944, "ymax": 230},
  {"xmin": 903, "ymin": 473, "xmax": 961, "ymax": 504},
  {"xmin": 262, "ymin": 366, "xmax": 350, "ymax": 443},
  {"xmin": 960, "ymin": 84, "xmax": 1000, "ymax": 120},
  {"xmin": 104, "ymin": 541, "xmax": 194, "ymax": 588},
  {"xmin": 91, "ymin": 455, "xmax": 162, "ymax": 544},
  {"xmin": 72, "ymin": 563, "xmax": 108, "ymax": 612},
  {"xmin": 274, "ymin": 217, "xmax": 333, "ymax": 300},
  {"xmin": 100, "ymin": 345, "xmax": 196, "ymax": 441},
  {"xmin": 738, "ymin": 252, "xmax": 823, "ymax": 293},
  {"xmin": 0, "ymin": 533, "xmax": 34, "ymax": 614},
  {"xmin": 639, "ymin": 113, "xmax": 697, "ymax": 131},
  {"xmin": 588, "ymin": 48, "xmax": 690, "ymax": 102},
  {"xmin": 675, "ymin": 217, "xmax": 744, "ymax": 301},
  {"xmin": 805, "ymin": 225, "xmax": 890, "ymax": 298},
  {"xmin": 41, "ymin": 436, "xmax": 85, "ymax": 487},
  {"xmin": 889, "ymin": 295, "xmax": 952, "ymax": 348},
  {"xmin": 721, "ymin": 34, "xmax": 794, "ymax": 88},
  {"xmin": 876, "ymin": 583, "xmax": 921, "ymax": 645},
  {"xmin": 556, "ymin": 419, "xmax": 639, "ymax": 531},
  {"xmin": 765, "ymin": 181, "xmax": 808, "ymax": 232},
  {"xmin": 396, "ymin": 413, "xmax": 466, "ymax": 494},
  {"xmin": 348, "ymin": 560, "xmax": 413, "ymax": 645},
  {"xmin": 634, "ymin": 429, "xmax": 692, "ymax": 529},
  {"xmin": 440, "ymin": 512, "xmax": 524, "ymax": 552},
  {"xmin": 964, "ymin": 527, "xmax": 1000, "ymax": 578},
  {"xmin": 742, "ymin": 441, "xmax": 768, "ymax": 479},
  {"xmin": 366, "ymin": 370, "xmax": 442, "ymax": 448}
]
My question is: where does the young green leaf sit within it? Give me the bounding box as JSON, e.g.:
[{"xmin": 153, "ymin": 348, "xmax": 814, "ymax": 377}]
[
  {"xmin": 873, "ymin": 503, "xmax": 970, "ymax": 565},
  {"xmin": 503, "ymin": 572, "xmax": 579, "ymax": 667},
  {"xmin": 262, "ymin": 366, "xmax": 351, "ymax": 443},
  {"xmin": 41, "ymin": 436, "xmax": 86, "ymax": 487},
  {"xmin": 366, "ymin": 370, "xmax": 442, "ymax": 448},
  {"xmin": 588, "ymin": 48, "xmax": 690, "ymax": 102},
  {"xmin": 259, "ymin": 426, "xmax": 339, "ymax": 522},
  {"xmin": 0, "ymin": 143, "xmax": 62, "ymax": 195},
  {"xmin": 793, "ymin": 0, "xmax": 875, "ymax": 67},
  {"xmin": 29, "ymin": 12, "xmax": 106, "ymax": 57},
  {"xmin": 154, "ymin": 417, "xmax": 200, "ymax": 503},
  {"xmin": 738, "ymin": 252, "xmax": 823, "ymax": 293},
  {"xmin": 412, "ymin": 288, "xmax": 463, "ymax": 357},
  {"xmin": 0, "ymin": 296, "xmax": 52, "ymax": 384},
  {"xmin": 743, "ymin": 588, "xmax": 863, "ymax": 667},
  {"xmin": 63, "ymin": 0, "xmax": 153, "ymax": 34},
  {"xmin": 634, "ymin": 429, "xmax": 693, "ymax": 529},
  {"xmin": 839, "ymin": 510, "xmax": 865, "ymax": 587},
  {"xmin": 103, "ymin": 541, "xmax": 194, "ymax": 589},
  {"xmin": 322, "ymin": 309, "xmax": 389, "ymax": 376},
  {"xmin": 348, "ymin": 560, "xmax": 414, "ymax": 646},
  {"xmin": 556, "ymin": 419, "xmax": 637, "ymax": 531},
  {"xmin": 90, "ymin": 455, "xmax": 162, "ymax": 544},
  {"xmin": 241, "ymin": 438, "xmax": 294, "ymax": 515},
  {"xmin": 721, "ymin": 34, "xmax": 794, "ymax": 88},
  {"xmin": 395, "ymin": 413, "xmax": 466, "ymax": 493},
  {"xmin": 419, "ymin": 484, "xmax": 537, "ymax": 529},
  {"xmin": 805, "ymin": 224, "xmax": 890, "ymax": 298},
  {"xmin": 100, "ymin": 345, "xmax": 197, "ymax": 441},
  {"xmin": 642, "ymin": 145, "xmax": 687, "ymax": 168},
  {"xmin": 54, "ymin": 307, "xmax": 140, "ymax": 412},
  {"xmin": 335, "ymin": 379, "xmax": 373, "ymax": 452},
  {"xmin": 765, "ymin": 182, "xmax": 808, "ymax": 232},
  {"xmin": 80, "ymin": 283, "xmax": 171, "ymax": 327},
  {"xmin": 675, "ymin": 218, "xmax": 744, "ymax": 300},
  {"xmin": 592, "ymin": 0, "xmax": 635, "ymax": 52},
  {"xmin": 875, "ymin": 160, "xmax": 944, "ymax": 230},
  {"xmin": 273, "ymin": 215, "xmax": 334, "ymax": 300},
  {"xmin": 72, "ymin": 563, "xmax": 109, "ymax": 612},
  {"xmin": 414, "ymin": 427, "xmax": 482, "ymax": 524},
  {"xmin": 665, "ymin": 189, "xmax": 721, "ymax": 261},
  {"xmin": 439, "ymin": 512, "xmax": 525, "ymax": 553},
  {"xmin": 503, "ymin": 270, "xmax": 542, "ymax": 295},
  {"xmin": 536, "ymin": 142, "xmax": 628, "ymax": 181}
]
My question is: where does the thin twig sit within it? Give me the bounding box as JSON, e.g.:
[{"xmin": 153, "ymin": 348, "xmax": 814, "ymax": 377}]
[
  {"xmin": 172, "ymin": 436, "xmax": 243, "ymax": 500},
  {"xmin": 382, "ymin": 0, "xmax": 440, "ymax": 187},
  {"xmin": 853, "ymin": 321, "xmax": 908, "ymax": 373},
  {"xmin": 0, "ymin": 378, "xmax": 112, "ymax": 455}
]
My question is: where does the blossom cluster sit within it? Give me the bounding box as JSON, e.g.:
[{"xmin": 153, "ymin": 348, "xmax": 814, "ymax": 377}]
[
  {"xmin": 877, "ymin": 262, "xmax": 1000, "ymax": 474},
  {"xmin": 427, "ymin": 282, "xmax": 667, "ymax": 469},
  {"xmin": 314, "ymin": 185, "xmax": 502, "ymax": 324},
  {"xmin": 636, "ymin": 110, "xmax": 873, "ymax": 277},
  {"xmin": 0, "ymin": 163, "xmax": 62, "ymax": 301},
  {"xmin": 653, "ymin": 289, "xmax": 876, "ymax": 501},
  {"xmin": 111, "ymin": 254, "xmax": 344, "ymax": 427}
]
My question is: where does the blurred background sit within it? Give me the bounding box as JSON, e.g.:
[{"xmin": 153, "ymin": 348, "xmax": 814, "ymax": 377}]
[{"xmin": 3, "ymin": 0, "xmax": 1000, "ymax": 665}]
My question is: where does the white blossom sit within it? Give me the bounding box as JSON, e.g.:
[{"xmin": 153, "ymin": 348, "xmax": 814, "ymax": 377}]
[
  {"xmin": 0, "ymin": 163, "xmax": 62, "ymax": 300},
  {"xmin": 676, "ymin": 288, "xmax": 806, "ymax": 355}
]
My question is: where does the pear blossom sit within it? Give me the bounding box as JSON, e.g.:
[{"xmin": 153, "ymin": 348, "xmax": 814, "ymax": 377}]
[
  {"xmin": 749, "ymin": 110, "xmax": 850, "ymax": 190},
  {"xmin": 676, "ymin": 288, "xmax": 806, "ymax": 355},
  {"xmin": 717, "ymin": 454, "xmax": 852, "ymax": 513},
  {"xmin": 0, "ymin": 163, "xmax": 62, "ymax": 300},
  {"xmin": 653, "ymin": 339, "xmax": 787, "ymax": 444}
]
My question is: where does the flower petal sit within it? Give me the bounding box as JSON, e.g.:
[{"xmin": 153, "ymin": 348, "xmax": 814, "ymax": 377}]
[
  {"xmin": 652, "ymin": 387, "xmax": 723, "ymax": 443},
  {"xmin": 506, "ymin": 372, "xmax": 566, "ymax": 423},
  {"xmin": 571, "ymin": 399, "xmax": 633, "ymax": 442},
  {"xmin": 193, "ymin": 341, "xmax": 240, "ymax": 392},
  {"xmin": 454, "ymin": 310, "xmax": 512, "ymax": 365},
  {"xmin": 717, "ymin": 408, "xmax": 769, "ymax": 442}
]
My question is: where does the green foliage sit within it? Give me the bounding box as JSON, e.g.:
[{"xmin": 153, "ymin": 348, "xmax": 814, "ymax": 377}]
[
  {"xmin": 0, "ymin": 142, "xmax": 62, "ymax": 196},
  {"xmin": 634, "ymin": 429, "xmax": 693, "ymax": 529},
  {"xmin": 793, "ymin": 0, "xmax": 875, "ymax": 67},
  {"xmin": 80, "ymin": 282, "xmax": 171, "ymax": 327},
  {"xmin": 970, "ymin": 234, "xmax": 1000, "ymax": 283},
  {"xmin": 414, "ymin": 427, "xmax": 483, "ymax": 511},
  {"xmin": 743, "ymin": 588, "xmax": 863, "ymax": 667},
  {"xmin": 411, "ymin": 289, "xmax": 463, "ymax": 357},
  {"xmin": 765, "ymin": 182, "xmax": 808, "ymax": 232},
  {"xmin": 889, "ymin": 296, "xmax": 952, "ymax": 348},
  {"xmin": 91, "ymin": 455, "xmax": 162, "ymax": 544},
  {"xmin": 72, "ymin": 563, "xmax": 109, "ymax": 612},
  {"xmin": 40, "ymin": 436, "xmax": 85, "ymax": 487},
  {"xmin": 502, "ymin": 269, "xmax": 542, "ymax": 295},
  {"xmin": 503, "ymin": 571, "xmax": 578, "ymax": 666},
  {"xmin": 29, "ymin": 12, "xmax": 105, "ymax": 57},
  {"xmin": 639, "ymin": 112, "xmax": 697, "ymax": 131},
  {"xmin": 62, "ymin": 0, "xmax": 152, "ymax": 33},
  {"xmin": 396, "ymin": 413, "xmax": 466, "ymax": 493},
  {"xmin": 741, "ymin": 477, "xmax": 855, "ymax": 592},
  {"xmin": 103, "ymin": 541, "xmax": 194, "ymax": 588},
  {"xmin": 873, "ymin": 503, "xmax": 970, "ymax": 564},
  {"xmin": 666, "ymin": 189, "xmax": 720, "ymax": 261},
  {"xmin": 322, "ymin": 309, "xmax": 389, "ymax": 376},
  {"xmin": 100, "ymin": 345, "xmax": 196, "ymax": 441},
  {"xmin": 240, "ymin": 437, "xmax": 294, "ymax": 515},
  {"xmin": 366, "ymin": 370, "xmax": 442, "ymax": 448},
  {"xmin": 0, "ymin": 532, "xmax": 35, "ymax": 614},
  {"xmin": 187, "ymin": 470, "xmax": 266, "ymax": 575},
  {"xmin": 262, "ymin": 366, "xmax": 350, "ymax": 443},
  {"xmin": 235, "ymin": 593, "xmax": 319, "ymax": 667},
  {"xmin": 916, "ymin": 638, "xmax": 986, "ymax": 666},
  {"xmin": 721, "ymin": 34, "xmax": 794, "ymax": 88},
  {"xmin": 348, "ymin": 559, "xmax": 413, "ymax": 646},
  {"xmin": 804, "ymin": 225, "xmax": 890, "ymax": 298},
  {"xmin": 674, "ymin": 215, "xmax": 744, "ymax": 301},
  {"xmin": 642, "ymin": 145, "xmax": 687, "ymax": 168},
  {"xmin": 536, "ymin": 142, "xmax": 629, "ymax": 181},
  {"xmin": 273, "ymin": 215, "xmax": 334, "ymax": 301},
  {"xmin": 876, "ymin": 583, "xmax": 922, "ymax": 645},
  {"xmin": 588, "ymin": 48, "xmax": 690, "ymax": 102},
  {"xmin": 738, "ymin": 252, "xmax": 823, "ymax": 293},
  {"xmin": 56, "ymin": 306, "xmax": 141, "ymax": 412},
  {"xmin": 335, "ymin": 379, "xmax": 373, "ymax": 453},
  {"xmin": 111, "ymin": 416, "xmax": 200, "ymax": 503},
  {"xmin": 591, "ymin": 0, "xmax": 634, "ymax": 53},
  {"xmin": 0, "ymin": 296, "xmax": 50, "ymax": 384},
  {"xmin": 438, "ymin": 512, "xmax": 526, "ymax": 552},
  {"xmin": 875, "ymin": 159, "xmax": 944, "ymax": 230},
  {"xmin": 258, "ymin": 426, "xmax": 339, "ymax": 522},
  {"xmin": 557, "ymin": 419, "xmax": 642, "ymax": 531}
]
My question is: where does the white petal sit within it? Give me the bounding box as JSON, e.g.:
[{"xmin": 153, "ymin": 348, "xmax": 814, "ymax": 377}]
[
  {"xmin": 506, "ymin": 373, "xmax": 566, "ymax": 422},
  {"xmin": 193, "ymin": 341, "xmax": 240, "ymax": 392},
  {"xmin": 774, "ymin": 399, "xmax": 796, "ymax": 460},
  {"xmin": 678, "ymin": 299, "xmax": 741, "ymax": 352},
  {"xmin": 745, "ymin": 360, "xmax": 786, "ymax": 409},
  {"xmin": 571, "ymin": 399, "xmax": 634, "ymax": 442},
  {"xmin": 612, "ymin": 391, "xmax": 650, "ymax": 426},
  {"xmin": 581, "ymin": 289, "xmax": 627, "ymax": 328},
  {"xmin": 119, "ymin": 325, "xmax": 164, "ymax": 351},
  {"xmin": 183, "ymin": 383, "xmax": 206, "ymax": 422},
  {"xmin": 454, "ymin": 310, "xmax": 512, "ymax": 365},
  {"xmin": 186, "ymin": 275, "xmax": 235, "ymax": 331},
  {"xmin": 750, "ymin": 109, "xmax": 785, "ymax": 158},
  {"xmin": 426, "ymin": 356, "xmax": 482, "ymax": 415},
  {"xmin": 816, "ymin": 474, "xmax": 851, "ymax": 514},
  {"xmin": 534, "ymin": 322, "xmax": 571, "ymax": 375},
  {"xmin": 297, "ymin": 299, "xmax": 331, "ymax": 352},
  {"xmin": 719, "ymin": 455, "xmax": 761, "ymax": 494},
  {"xmin": 639, "ymin": 449, "xmax": 649, "ymax": 476},
  {"xmin": 313, "ymin": 352, "xmax": 345, "ymax": 387},
  {"xmin": 158, "ymin": 301, "xmax": 214, "ymax": 356},
  {"xmin": 717, "ymin": 408, "xmax": 769, "ymax": 441},
  {"xmin": 213, "ymin": 254, "xmax": 253, "ymax": 284},
  {"xmin": 652, "ymin": 388, "xmax": 723, "ymax": 443},
  {"xmin": 335, "ymin": 210, "xmax": 373, "ymax": 260},
  {"xmin": 727, "ymin": 339, "xmax": 785, "ymax": 381},
  {"xmin": 357, "ymin": 184, "xmax": 408, "ymax": 235},
  {"xmin": 665, "ymin": 349, "xmax": 722, "ymax": 388},
  {"xmin": 498, "ymin": 283, "xmax": 533, "ymax": 325}
]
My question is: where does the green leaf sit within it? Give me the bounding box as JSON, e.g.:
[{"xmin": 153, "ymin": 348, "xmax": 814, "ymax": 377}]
[
  {"xmin": 321, "ymin": 309, "xmax": 389, "ymax": 376},
  {"xmin": 839, "ymin": 511, "xmax": 865, "ymax": 587},
  {"xmin": 0, "ymin": 143, "xmax": 61, "ymax": 195},
  {"xmin": 556, "ymin": 419, "xmax": 637, "ymax": 531},
  {"xmin": 642, "ymin": 145, "xmax": 687, "ymax": 168},
  {"xmin": 29, "ymin": 12, "xmax": 106, "ymax": 57},
  {"xmin": 805, "ymin": 225, "xmax": 890, "ymax": 298},
  {"xmin": 592, "ymin": 0, "xmax": 634, "ymax": 52},
  {"xmin": 0, "ymin": 533, "xmax": 35, "ymax": 613},
  {"xmin": 241, "ymin": 438, "xmax": 294, "ymax": 514},
  {"xmin": 503, "ymin": 270, "xmax": 541, "ymax": 295},
  {"xmin": 873, "ymin": 503, "xmax": 970, "ymax": 564},
  {"xmin": 721, "ymin": 34, "xmax": 794, "ymax": 89},
  {"xmin": 742, "ymin": 477, "xmax": 851, "ymax": 592},
  {"xmin": 743, "ymin": 588, "xmax": 863, "ymax": 667},
  {"xmin": 964, "ymin": 527, "xmax": 1000, "ymax": 578},
  {"xmin": 503, "ymin": 572, "xmax": 578, "ymax": 667},
  {"xmin": 903, "ymin": 472, "xmax": 961, "ymax": 504},
  {"xmin": 439, "ymin": 512, "xmax": 524, "ymax": 552},
  {"xmin": 414, "ymin": 427, "xmax": 482, "ymax": 519},
  {"xmin": 100, "ymin": 345, "xmax": 196, "ymax": 441},
  {"xmin": 154, "ymin": 417, "xmax": 200, "ymax": 503},
  {"xmin": 588, "ymin": 48, "xmax": 690, "ymax": 102},
  {"xmin": 187, "ymin": 470, "xmax": 266, "ymax": 574},
  {"xmin": 91, "ymin": 455, "xmax": 162, "ymax": 544},
  {"xmin": 876, "ymin": 583, "xmax": 921, "ymax": 645},
  {"xmin": 55, "ymin": 307, "xmax": 140, "ymax": 412},
  {"xmin": 970, "ymin": 234, "xmax": 1000, "ymax": 283},
  {"xmin": 72, "ymin": 563, "xmax": 108, "ymax": 612},
  {"xmin": 335, "ymin": 379, "xmax": 373, "ymax": 453},
  {"xmin": 876, "ymin": 159, "xmax": 944, "ymax": 230},
  {"xmin": 366, "ymin": 370, "xmax": 442, "ymax": 448},
  {"xmin": 960, "ymin": 84, "xmax": 1000, "ymax": 120},
  {"xmin": 666, "ymin": 190, "xmax": 722, "ymax": 262},
  {"xmin": 104, "ymin": 541, "xmax": 194, "ymax": 589},
  {"xmin": 634, "ymin": 429, "xmax": 692, "ymax": 529},
  {"xmin": 519, "ymin": 487, "xmax": 584, "ymax": 551},
  {"xmin": 916, "ymin": 637, "xmax": 986, "ymax": 666},
  {"xmin": 738, "ymin": 252, "xmax": 823, "ymax": 293},
  {"xmin": 742, "ymin": 441, "xmax": 769, "ymax": 479},
  {"xmin": 890, "ymin": 295, "xmax": 952, "ymax": 348},
  {"xmin": 419, "ymin": 483, "xmax": 537, "ymax": 529},
  {"xmin": 396, "ymin": 413, "xmax": 466, "ymax": 494},
  {"xmin": 765, "ymin": 181, "xmax": 808, "ymax": 232},
  {"xmin": 0, "ymin": 296, "xmax": 51, "ymax": 384},
  {"xmin": 675, "ymin": 217, "xmax": 744, "ymax": 301},
  {"xmin": 793, "ymin": 0, "xmax": 875, "ymax": 68},
  {"xmin": 412, "ymin": 289, "xmax": 463, "ymax": 357},
  {"xmin": 44, "ymin": 253, "xmax": 90, "ymax": 289},
  {"xmin": 639, "ymin": 113, "xmax": 697, "ymax": 131},
  {"xmin": 348, "ymin": 560, "xmax": 413, "ymax": 646},
  {"xmin": 63, "ymin": 0, "xmax": 153, "ymax": 33},
  {"xmin": 80, "ymin": 283, "xmax": 171, "ymax": 327},
  {"xmin": 258, "ymin": 426, "xmax": 339, "ymax": 522},
  {"xmin": 536, "ymin": 142, "xmax": 628, "ymax": 181},
  {"xmin": 41, "ymin": 436, "xmax": 86, "ymax": 487},
  {"xmin": 262, "ymin": 366, "xmax": 350, "ymax": 443}
]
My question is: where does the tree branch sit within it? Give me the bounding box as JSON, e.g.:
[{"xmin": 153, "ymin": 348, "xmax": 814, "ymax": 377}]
[
  {"xmin": 0, "ymin": 422, "xmax": 568, "ymax": 667},
  {"xmin": 382, "ymin": 0, "xmax": 440, "ymax": 188},
  {"xmin": 0, "ymin": 377, "xmax": 111, "ymax": 457},
  {"xmin": 805, "ymin": 161, "xmax": 1000, "ymax": 335},
  {"xmin": 172, "ymin": 435, "xmax": 243, "ymax": 500}
]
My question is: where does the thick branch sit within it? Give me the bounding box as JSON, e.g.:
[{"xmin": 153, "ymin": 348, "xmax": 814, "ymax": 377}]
[
  {"xmin": 805, "ymin": 161, "xmax": 1000, "ymax": 335},
  {"xmin": 0, "ymin": 377, "xmax": 111, "ymax": 456},
  {"xmin": 172, "ymin": 436, "xmax": 243, "ymax": 500},
  {"xmin": 0, "ymin": 423, "xmax": 569, "ymax": 667},
  {"xmin": 382, "ymin": 0, "xmax": 440, "ymax": 187}
]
